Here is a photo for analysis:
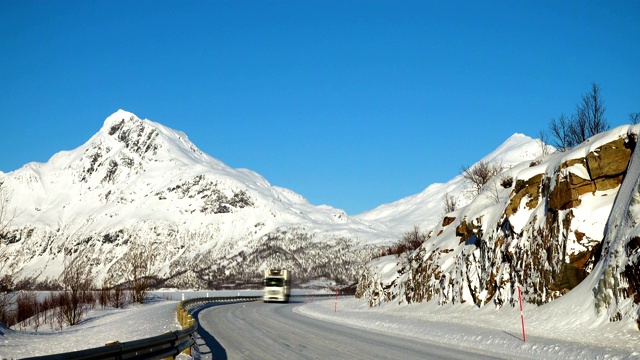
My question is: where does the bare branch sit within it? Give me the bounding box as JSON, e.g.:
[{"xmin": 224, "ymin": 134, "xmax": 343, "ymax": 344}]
[
  {"xmin": 0, "ymin": 183, "xmax": 20, "ymax": 238},
  {"xmin": 443, "ymin": 192, "xmax": 457, "ymax": 214},
  {"xmin": 460, "ymin": 161, "xmax": 505, "ymax": 196}
]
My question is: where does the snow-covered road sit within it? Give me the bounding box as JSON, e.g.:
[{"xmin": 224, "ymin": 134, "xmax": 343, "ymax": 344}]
[
  {"xmin": 1, "ymin": 292, "xmax": 637, "ymax": 359},
  {"xmin": 194, "ymin": 299, "xmax": 509, "ymax": 360}
]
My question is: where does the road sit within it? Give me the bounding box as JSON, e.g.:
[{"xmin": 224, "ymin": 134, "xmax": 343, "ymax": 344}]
[{"xmin": 193, "ymin": 299, "xmax": 509, "ymax": 360}]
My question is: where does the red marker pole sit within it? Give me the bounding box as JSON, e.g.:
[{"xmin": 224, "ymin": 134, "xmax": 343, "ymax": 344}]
[
  {"xmin": 334, "ymin": 290, "xmax": 338, "ymax": 313},
  {"xmin": 518, "ymin": 286, "xmax": 526, "ymax": 342}
]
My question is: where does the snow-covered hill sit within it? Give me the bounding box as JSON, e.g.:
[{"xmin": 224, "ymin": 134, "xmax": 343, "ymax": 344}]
[
  {"xmin": 0, "ymin": 110, "xmax": 553, "ymax": 291},
  {"xmin": 355, "ymin": 133, "xmax": 550, "ymax": 232},
  {"xmin": 356, "ymin": 124, "xmax": 640, "ymax": 329},
  {"xmin": 0, "ymin": 110, "xmax": 397, "ymax": 289}
]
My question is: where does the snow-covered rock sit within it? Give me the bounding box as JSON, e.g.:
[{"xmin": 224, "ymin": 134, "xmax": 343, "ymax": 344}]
[{"xmin": 357, "ymin": 124, "xmax": 640, "ymax": 329}]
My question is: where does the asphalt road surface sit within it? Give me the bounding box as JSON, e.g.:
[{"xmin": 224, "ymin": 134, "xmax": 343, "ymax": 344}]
[{"xmin": 193, "ymin": 299, "xmax": 509, "ymax": 360}]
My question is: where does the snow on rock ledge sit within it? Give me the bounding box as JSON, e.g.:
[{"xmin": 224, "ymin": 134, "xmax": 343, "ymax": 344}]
[{"xmin": 357, "ymin": 124, "xmax": 640, "ymax": 329}]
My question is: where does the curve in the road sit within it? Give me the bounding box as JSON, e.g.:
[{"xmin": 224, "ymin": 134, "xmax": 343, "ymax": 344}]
[{"xmin": 193, "ymin": 299, "xmax": 509, "ymax": 360}]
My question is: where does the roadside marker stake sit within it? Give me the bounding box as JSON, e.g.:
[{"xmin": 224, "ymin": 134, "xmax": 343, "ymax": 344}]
[
  {"xmin": 518, "ymin": 286, "xmax": 526, "ymax": 342},
  {"xmin": 334, "ymin": 290, "xmax": 338, "ymax": 313}
]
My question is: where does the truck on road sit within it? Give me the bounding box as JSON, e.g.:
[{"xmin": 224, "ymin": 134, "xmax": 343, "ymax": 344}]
[{"xmin": 263, "ymin": 269, "xmax": 291, "ymax": 303}]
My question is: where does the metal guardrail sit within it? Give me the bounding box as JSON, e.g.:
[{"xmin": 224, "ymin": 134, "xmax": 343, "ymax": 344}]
[
  {"xmin": 20, "ymin": 325, "xmax": 195, "ymax": 360},
  {"xmin": 19, "ymin": 293, "xmax": 345, "ymax": 360}
]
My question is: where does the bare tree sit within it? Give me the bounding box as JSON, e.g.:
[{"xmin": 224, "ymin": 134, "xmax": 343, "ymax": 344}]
[
  {"xmin": 443, "ymin": 192, "xmax": 457, "ymax": 214},
  {"xmin": 630, "ymin": 112, "xmax": 640, "ymax": 125},
  {"xmin": 121, "ymin": 241, "xmax": 157, "ymax": 304},
  {"xmin": 460, "ymin": 160, "xmax": 504, "ymax": 196},
  {"xmin": 548, "ymin": 83, "xmax": 609, "ymax": 150},
  {"xmin": 568, "ymin": 111, "xmax": 588, "ymax": 146},
  {"xmin": 0, "ymin": 273, "xmax": 15, "ymax": 326},
  {"xmin": 112, "ymin": 284, "xmax": 127, "ymax": 308},
  {"xmin": 401, "ymin": 226, "xmax": 427, "ymax": 248},
  {"xmin": 485, "ymin": 181, "xmax": 502, "ymax": 204},
  {"xmin": 15, "ymin": 292, "xmax": 39, "ymax": 330},
  {"xmin": 0, "ymin": 181, "xmax": 19, "ymax": 238},
  {"xmin": 537, "ymin": 130, "xmax": 551, "ymax": 158},
  {"xmin": 59, "ymin": 252, "xmax": 94, "ymax": 326},
  {"xmin": 579, "ymin": 82, "xmax": 608, "ymax": 138},
  {"xmin": 566, "ymin": 82, "xmax": 608, "ymax": 146},
  {"xmin": 549, "ymin": 113, "xmax": 572, "ymax": 151},
  {"xmin": 0, "ymin": 182, "xmax": 19, "ymax": 326},
  {"xmin": 99, "ymin": 278, "xmax": 127, "ymax": 309},
  {"xmin": 381, "ymin": 226, "xmax": 428, "ymax": 257}
]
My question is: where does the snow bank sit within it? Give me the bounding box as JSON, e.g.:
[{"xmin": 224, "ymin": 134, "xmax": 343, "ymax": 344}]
[{"xmin": 297, "ymin": 297, "xmax": 640, "ymax": 359}]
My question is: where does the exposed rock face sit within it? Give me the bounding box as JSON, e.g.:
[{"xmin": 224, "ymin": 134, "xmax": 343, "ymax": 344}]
[
  {"xmin": 357, "ymin": 126, "xmax": 640, "ymax": 327},
  {"xmin": 592, "ymin": 133, "xmax": 640, "ymax": 328},
  {"xmin": 587, "ymin": 137, "xmax": 633, "ymax": 179},
  {"xmin": 505, "ymin": 174, "xmax": 543, "ymax": 217},
  {"xmin": 549, "ymin": 137, "xmax": 633, "ymax": 211}
]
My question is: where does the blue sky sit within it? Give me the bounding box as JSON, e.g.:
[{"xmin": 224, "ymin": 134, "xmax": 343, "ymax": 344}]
[{"xmin": 1, "ymin": 1, "xmax": 639, "ymax": 215}]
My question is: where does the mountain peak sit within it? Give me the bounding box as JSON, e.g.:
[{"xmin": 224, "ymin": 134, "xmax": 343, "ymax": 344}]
[
  {"xmin": 102, "ymin": 109, "xmax": 141, "ymax": 133},
  {"xmin": 478, "ymin": 132, "xmax": 552, "ymax": 168},
  {"xmin": 1, "ymin": 110, "xmax": 392, "ymax": 290}
]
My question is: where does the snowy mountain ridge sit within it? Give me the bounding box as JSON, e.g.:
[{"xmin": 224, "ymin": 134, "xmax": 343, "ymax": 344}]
[
  {"xmin": 355, "ymin": 133, "xmax": 551, "ymax": 232},
  {"xmin": 1, "ymin": 110, "xmax": 544, "ymax": 290}
]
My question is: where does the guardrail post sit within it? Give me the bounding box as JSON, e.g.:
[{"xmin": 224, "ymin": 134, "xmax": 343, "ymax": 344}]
[{"xmin": 183, "ymin": 315, "xmax": 194, "ymax": 357}]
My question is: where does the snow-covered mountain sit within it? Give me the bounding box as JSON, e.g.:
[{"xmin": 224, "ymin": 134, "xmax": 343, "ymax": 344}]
[
  {"xmin": 355, "ymin": 133, "xmax": 550, "ymax": 232},
  {"xmin": 0, "ymin": 110, "xmax": 547, "ymax": 291},
  {"xmin": 0, "ymin": 110, "xmax": 397, "ymax": 289},
  {"xmin": 356, "ymin": 124, "xmax": 640, "ymax": 328}
]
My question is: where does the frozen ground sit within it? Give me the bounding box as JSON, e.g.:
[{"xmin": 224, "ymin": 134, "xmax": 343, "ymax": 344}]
[
  {"xmin": 0, "ymin": 296, "xmax": 181, "ymax": 359},
  {"xmin": 0, "ymin": 290, "xmax": 638, "ymax": 359},
  {"xmin": 299, "ymin": 297, "xmax": 640, "ymax": 359}
]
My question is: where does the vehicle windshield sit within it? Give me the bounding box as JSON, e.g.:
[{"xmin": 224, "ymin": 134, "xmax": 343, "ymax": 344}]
[{"xmin": 264, "ymin": 278, "xmax": 284, "ymax": 287}]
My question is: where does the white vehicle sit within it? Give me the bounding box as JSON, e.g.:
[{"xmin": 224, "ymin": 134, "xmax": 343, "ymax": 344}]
[{"xmin": 263, "ymin": 269, "xmax": 291, "ymax": 303}]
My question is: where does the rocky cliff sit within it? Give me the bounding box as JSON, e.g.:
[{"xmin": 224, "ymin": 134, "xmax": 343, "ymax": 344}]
[{"xmin": 356, "ymin": 124, "xmax": 640, "ymax": 328}]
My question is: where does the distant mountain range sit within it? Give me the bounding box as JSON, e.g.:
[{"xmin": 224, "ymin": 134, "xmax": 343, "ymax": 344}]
[{"xmin": 0, "ymin": 110, "xmax": 544, "ymax": 290}]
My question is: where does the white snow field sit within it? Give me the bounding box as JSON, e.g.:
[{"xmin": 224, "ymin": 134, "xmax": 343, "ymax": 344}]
[{"xmin": 1, "ymin": 290, "xmax": 637, "ymax": 359}]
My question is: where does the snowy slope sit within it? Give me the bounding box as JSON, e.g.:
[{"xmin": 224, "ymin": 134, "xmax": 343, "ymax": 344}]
[
  {"xmin": 0, "ymin": 110, "xmax": 395, "ymax": 289},
  {"xmin": 6, "ymin": 110, "xmax": 355, "ymax": 232},
  {"xmin": 355, "ymin": 133, "xmax": 550, "ymax": 232},
  {"xmin": 357, "ymin": 124, "xmax": 640, "ymax": 329}
]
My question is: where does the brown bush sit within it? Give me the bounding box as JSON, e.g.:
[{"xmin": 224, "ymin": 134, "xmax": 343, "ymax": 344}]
[
  {"xmin": 461, "ymin": 161, "xmax": 505, "ymax": 196},
  {"xmin": 379, "ymin": 226, "xmax": 428, "ymax": 257},
  {"xmin": 0, "ymin": 292, "xmax": 16, "ymax": 327},
  {"xmin": 500, "ymin": 176, "xmax": 514, "ymax": 188},
  {"xmin": 59, "ymin": 252, "xmax": 95, "ymax": 326}
]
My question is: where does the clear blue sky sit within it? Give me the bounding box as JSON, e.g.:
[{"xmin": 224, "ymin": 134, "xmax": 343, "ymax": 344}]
[{"xmin": 1, "ymin": 1, "xmax": 639, "ymax": 215}]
